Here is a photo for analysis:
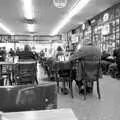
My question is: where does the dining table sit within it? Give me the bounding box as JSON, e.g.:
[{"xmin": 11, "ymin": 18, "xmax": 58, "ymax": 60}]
[{"xmin": 3, "ymin": 108, "xmax": 78, "ymax": 120}]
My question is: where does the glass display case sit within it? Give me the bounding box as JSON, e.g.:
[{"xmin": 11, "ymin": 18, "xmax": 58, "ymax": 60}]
[{"xmin": 0, "ymin": 35, "xmax": 11, "ymax": 43}]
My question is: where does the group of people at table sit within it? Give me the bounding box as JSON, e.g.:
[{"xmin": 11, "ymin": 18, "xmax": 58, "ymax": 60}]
[
  {"xmin": 0, "ymin": 45, "xmax": 38, "ymax": 86},
  {"xmin": 44, "ymin": 42, "xmax": 120, "ymax": 95},
  {"xmin": 0, "ymin": 42, "xmax": 119, "ymax": 89}
]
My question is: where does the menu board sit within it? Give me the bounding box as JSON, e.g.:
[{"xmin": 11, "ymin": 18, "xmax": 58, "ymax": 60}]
[
  {"xmin": 33, "ymin": 35, "xmax": 61, "ymax": 41},
  {"xmin": 15, "ymin": 35, "xmax": 32, "ymax": 41}
]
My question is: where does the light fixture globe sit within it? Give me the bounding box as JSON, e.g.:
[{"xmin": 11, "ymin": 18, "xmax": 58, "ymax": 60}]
[{"xmin": 53, "ymin": 0, "xmax": 67, "ymax": 8}]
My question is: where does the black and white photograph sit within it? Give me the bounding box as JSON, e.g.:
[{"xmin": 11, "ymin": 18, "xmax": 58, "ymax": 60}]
[{"xmin": 0, "ymin": 0, "xmax": 120, "ymax": 120}]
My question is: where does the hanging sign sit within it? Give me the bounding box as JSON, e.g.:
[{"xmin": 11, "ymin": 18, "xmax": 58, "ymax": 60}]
[{"xmin": 53, "ymin": 0, "xmax": 67, "ymax": 8}]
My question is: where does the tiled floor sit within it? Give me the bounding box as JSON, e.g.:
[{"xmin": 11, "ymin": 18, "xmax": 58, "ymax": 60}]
[
  {"xmin": 38, "ymin": 64, "xmax": 120, "ymax": 120},
  {"xmin": 57, "ymin": 76, "xmax": 120, "ymax": 120}
]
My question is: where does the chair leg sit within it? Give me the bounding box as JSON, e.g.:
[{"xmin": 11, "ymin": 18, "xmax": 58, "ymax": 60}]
[
  {"xmin": 55, "ymin": 72, "xmax": 59, "ymax": 93},
  {"xmin": 57, "ymin": 78, "xmax": 59, "ymax": 93},
  {"xmin": 62, "ymin": 77, "xmax": 67, "ymax": 91},
  {"xmin": 97, "ymin": 80, "xmax": 101, "ymax": 99},
  {"xmin": 9, "ymin": 74, "xmax": 13, "ymax": 85},
  {"xmin": 69, "ymin": 80, "xmax": 73, "ymax": 98},
  {"xmin": 83, "ymin": 81, "xmax": 87, "ymax": 100},
  {"xmin": 90, "ymin": 82, "xmax": 94, "ymax": 94}
]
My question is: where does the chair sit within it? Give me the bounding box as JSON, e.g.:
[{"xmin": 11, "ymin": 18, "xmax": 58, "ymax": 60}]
[
  {"xmin": 0, "ymin": 82, "xmax": 57, "ymax": 112},
  {"xmin": 15, "ymin": 62, "xmax": 38, "ymax": 85},
  {"xmin": 54, "ymin": 61, "xmax": 73, "ymax": 98},
  {"xmin": 79, "ymin": 57, "xmax": 101, "ymax": 100}
]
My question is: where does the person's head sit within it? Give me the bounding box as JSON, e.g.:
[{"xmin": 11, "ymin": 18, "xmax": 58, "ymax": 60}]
[
  {"xmin": 117, "ymin": 44, "xmax": 120, "ymax": 48},
  {"xmin": 102, "ymin": 50, "xmax": 107, "ymax": 54},
  {"xmin": 16, "ymin": 47, "xmax": 20, "ymax": 51},
  {"xmin": 57, "ymin": 46, "xmax": 63, "ymax": 51},
  {"xmin": 10, "ymin": 48, "xmax": 13, "ymax": 51},
  {"xmin": 24, "ymin": 45, "xmax": 31, "ymax": 51},
  {"xmin": 3, "ymin": 47, "xmax": 6, "ymax": 50}
]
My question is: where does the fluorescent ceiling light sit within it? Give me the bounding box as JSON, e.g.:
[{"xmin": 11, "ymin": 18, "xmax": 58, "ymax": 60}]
[
  {"xmin": 22, "ymin": 0, "xmax": 34, "ymax": 19},
  {"xmin": 50, "ymin": 0, "xmax": 91, "ymax": 36},
  {"xmin": 26, "ymin": 24, "xmax": 35, "ymax": 32},
  {"xmin": 0, "ymin": 23, "xmax": 14, "ymax": 35}
]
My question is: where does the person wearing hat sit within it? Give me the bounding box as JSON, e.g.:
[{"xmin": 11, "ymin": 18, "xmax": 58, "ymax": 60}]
[
  {"xmin": 70, "ymin": 43, "xmax": 101, "ymax": 61},
  {"xmin": 70, "ymin": 42, "xmax": 101, "ymax": 94}
]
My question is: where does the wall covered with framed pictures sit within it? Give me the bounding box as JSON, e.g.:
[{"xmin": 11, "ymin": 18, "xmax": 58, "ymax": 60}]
[{"xmin": 66, "ymin": 2, "xmax": 120, "ymax": 54}]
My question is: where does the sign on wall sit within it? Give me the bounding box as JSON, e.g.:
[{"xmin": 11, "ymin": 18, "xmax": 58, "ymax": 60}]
[
  {"xmin": 103, "ymin": 13, "xmax": 109, "ymax": 22},
  {"xmin": 101, "ymin": 24, "xmax": 110, "ymax": 35}
]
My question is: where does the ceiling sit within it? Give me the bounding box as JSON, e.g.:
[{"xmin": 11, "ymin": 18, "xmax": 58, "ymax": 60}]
[{"xmin": 0, "ymin": 0, "xmax": 119, "ymax": 35}]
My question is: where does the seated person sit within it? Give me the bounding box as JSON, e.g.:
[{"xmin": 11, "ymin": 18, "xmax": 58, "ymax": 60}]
[
  {"xmin": 101, "ymin": 51, "xmax": 110, "ymax": 60},
  {"xmin": 17, "ymin": 45, "xmax": 36, "ymax": 61},
  {"xmin": 9, "ymin": 48, "xmax": 15, "ymax": 57},
  {"xmin": 101, "ymin": 51, "xmax": 112, "ymax": 74},
  {"xmin": 113, "ymin": 46, "xmax": 120, "ymax": 77}
]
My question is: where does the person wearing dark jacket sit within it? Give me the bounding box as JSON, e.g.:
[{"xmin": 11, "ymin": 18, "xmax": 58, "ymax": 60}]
[
  {"xmin": 9, "ymin": 48, "xmax": 15, "ymax": 57},
  {"xmin": 113, "ymin": 47, "xmax": 120, "ymax": 77}
]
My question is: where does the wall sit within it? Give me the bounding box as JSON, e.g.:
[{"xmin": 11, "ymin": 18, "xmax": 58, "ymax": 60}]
[{"xmin": 66, "ymin": 2, "xmax": 120, "ymax": 54}]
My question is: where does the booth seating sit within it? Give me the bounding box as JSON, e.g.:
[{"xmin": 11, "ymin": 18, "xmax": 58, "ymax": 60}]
[
  {"xmin": 0, "ymin": 82, "xmax": 57, "ymax": 112},
  {"xmin": 15, "ymin": 62, "xmax": 37, "ymax": 85}
]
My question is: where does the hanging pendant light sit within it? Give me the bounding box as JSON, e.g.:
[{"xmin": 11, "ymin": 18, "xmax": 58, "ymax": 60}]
[{"xmin": 53, "ymin": 0, "xmax": 67, "ymax": 8}]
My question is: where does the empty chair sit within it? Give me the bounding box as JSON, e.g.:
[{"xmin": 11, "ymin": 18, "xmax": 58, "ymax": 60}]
[{"xmin": 78, "ymin": 56, "xmax": 101, "ymax": 100}]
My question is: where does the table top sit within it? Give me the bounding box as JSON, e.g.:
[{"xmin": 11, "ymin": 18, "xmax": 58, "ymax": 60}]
[
  {"xmin": 0, "ymin": 61, "xmax": 36, "ymax": 65},
  {"xmin": 3, "ymin": 109, "xmax": 77, "ymax": 120}
]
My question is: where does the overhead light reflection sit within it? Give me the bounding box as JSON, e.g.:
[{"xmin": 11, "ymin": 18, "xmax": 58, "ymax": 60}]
[
  {"xmin": 22, "ymin": 0, "xmax": 34, "ymax": 19},
  {"xmin": 50, "ymin": 0, "xmax": 91, "ymax": 36},
  {"xmin": 26, "ymin": 24, "xmax": 35, "ymax": 32},
  {"xmin": 0, "ymin": 23, "xmax": 14, "ymax": 35}
]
